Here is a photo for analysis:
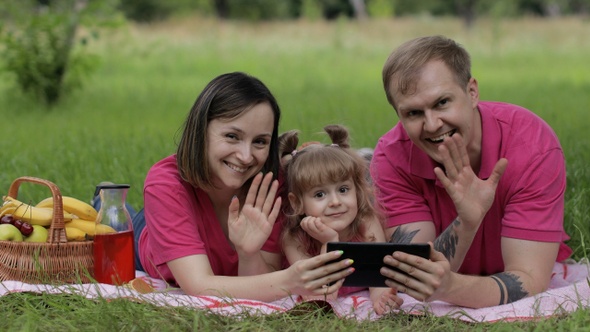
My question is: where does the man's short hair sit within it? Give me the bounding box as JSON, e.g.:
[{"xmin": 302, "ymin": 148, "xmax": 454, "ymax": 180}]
[{"xmin": 382, "ymin": 35, "xmax": 472, "ymax": 110}]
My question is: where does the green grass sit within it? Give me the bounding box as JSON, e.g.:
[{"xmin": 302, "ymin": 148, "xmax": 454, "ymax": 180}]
[{"xmin": 0, "ymin": 15, "xmax": 589, "ymax": 330}]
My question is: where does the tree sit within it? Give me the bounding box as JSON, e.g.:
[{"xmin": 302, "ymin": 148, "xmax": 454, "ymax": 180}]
[
  {"xmin": 350, "ymin": 0, "xmax": 368, "ymax": 19},
  {"xmin": 213, "ymin": 0, "xmax": 229, "ymax": 19},
  {"xmin": 0, "ymin": 0, "xmax": 121, "ymax": 106},
  {"xmin": 118, "ymin": 0, "xmax": 174, "ymax": 22},
  {"xmin": 454, "ymin": 0, "xmax": 478, "ymax": 28}
]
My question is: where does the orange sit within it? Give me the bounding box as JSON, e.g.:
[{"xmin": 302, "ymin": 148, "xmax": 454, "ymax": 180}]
[{"xmin": 126, "ymin": 278, "xmax": 155, "ymax": 294}]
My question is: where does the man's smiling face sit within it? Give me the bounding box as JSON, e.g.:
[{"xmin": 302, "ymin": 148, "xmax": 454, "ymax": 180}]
[{"xmin": 391, "ymin": 60, "xmax": 480, "ymax": 165}]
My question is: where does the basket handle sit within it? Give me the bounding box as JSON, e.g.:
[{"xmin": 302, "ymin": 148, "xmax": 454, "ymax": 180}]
[{"xmin": 7, "ymin": 176, "xmax": 67, "ymax": 244}]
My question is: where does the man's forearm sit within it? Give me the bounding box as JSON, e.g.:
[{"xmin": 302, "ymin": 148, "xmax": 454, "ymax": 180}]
[
  {"xmin": 439, "ymin": 272, "xmax": 530, "ymax": 308},
  {"xmin": 436, "ymin": 238, "xmax": 553, "ymax": 307},
  {"xmin": 390, "ymin": 218, "xmax": 477, "ymax": 272},
  {"xmin": 490, "ymin": 272, "xmax": 529, "ymax": 305},
  {"xmin": 433, "ymin": 218, "xmax": 474, "ymax": 271},
  {"xmin": 433, "ymin": 218, "xmax": 459, "ymax": 261}
]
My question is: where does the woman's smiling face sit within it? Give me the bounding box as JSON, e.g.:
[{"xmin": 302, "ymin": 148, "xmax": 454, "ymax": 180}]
[{"xmin": 206, "ymin": 102, "xmax": 274, "ymax": 191}]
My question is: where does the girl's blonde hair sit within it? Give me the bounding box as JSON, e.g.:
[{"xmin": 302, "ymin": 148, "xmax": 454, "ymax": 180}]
[{"xmin": 280, "ymin": 125, "xmax": 383, "ymax": 256}]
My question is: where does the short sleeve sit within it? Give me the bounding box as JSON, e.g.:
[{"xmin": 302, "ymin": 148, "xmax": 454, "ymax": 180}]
[
  {"xmin": 143, "ymin": 183, "xmax": 208, "ymax": 267},
  {"xmin": 371, "ymin": 143, "xmax": 433, "ymax": 228},
  {"xmin": 501, "ymin": 148, "xmax": 566, "ymax": 242}
]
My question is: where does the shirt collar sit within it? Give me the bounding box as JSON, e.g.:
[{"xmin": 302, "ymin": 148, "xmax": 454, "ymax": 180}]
[{"xmin": 478, "ymin": 103, "xmax": 502, "ymax": 180}]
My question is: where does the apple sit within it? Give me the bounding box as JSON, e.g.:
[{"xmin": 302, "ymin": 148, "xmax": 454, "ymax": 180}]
[
  {"xmin": 24, "ymin": 225, "xmax": 49, "ymax": 243},
  {"xmin": 0, "ymin": 215, "xmax": 35, "ymax": 236},
  {"xmin": 0, "ymin": 224, "xmax": 24, "ymax": 242}
]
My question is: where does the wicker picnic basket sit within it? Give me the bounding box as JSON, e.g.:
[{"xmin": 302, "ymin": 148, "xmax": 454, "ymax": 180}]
[{"xmin": 0, "ymin": 176, "xmax": 94, "ymax": 284}]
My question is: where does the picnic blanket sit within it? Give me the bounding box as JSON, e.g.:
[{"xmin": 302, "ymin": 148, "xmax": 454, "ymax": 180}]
[{"xmin": 1, "ymin": 260, "xmax": 588, "ymax": 323}]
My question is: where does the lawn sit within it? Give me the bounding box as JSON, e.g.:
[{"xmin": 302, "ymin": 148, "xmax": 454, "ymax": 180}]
[{"xmin": 0, "ymin": 14, "xmax": 589, "ymax": 331}]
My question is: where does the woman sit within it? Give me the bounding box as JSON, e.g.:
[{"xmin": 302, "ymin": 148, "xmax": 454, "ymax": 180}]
[{"xmin": 129, "ymin": 72, "xmax": 353, "ymax": 301}]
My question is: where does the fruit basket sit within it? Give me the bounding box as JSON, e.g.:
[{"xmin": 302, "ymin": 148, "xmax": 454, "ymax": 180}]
[{"xmin": 0, "ymin": 176, "xmax": 94, "ymax": 284}]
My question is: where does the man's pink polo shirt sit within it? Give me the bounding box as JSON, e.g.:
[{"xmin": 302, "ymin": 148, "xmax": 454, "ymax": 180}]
[{"xmin": 371, "ymin": 101, "xmax": 572, "ymax": 275}]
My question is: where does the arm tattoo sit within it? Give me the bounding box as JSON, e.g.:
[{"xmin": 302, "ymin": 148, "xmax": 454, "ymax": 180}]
[
  {"xmin": 389, "ymin": 227, "xmax": 419, "ymax": 244},
  {"xmin": 491, "ymin": 272, "xmax": 528, "ymax": 305},
  {"xmin": 433, "ymin": 218, "xmax": 460, "ymax": 261},
  {"xmin": 490, "ymin": 276, "xmax": 505, "ymax": 305}
]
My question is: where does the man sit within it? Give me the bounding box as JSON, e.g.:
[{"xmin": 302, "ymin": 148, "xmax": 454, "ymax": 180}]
[{"xmin": 371, "ymin": 35, "xmax": 572, "ymax": 308}]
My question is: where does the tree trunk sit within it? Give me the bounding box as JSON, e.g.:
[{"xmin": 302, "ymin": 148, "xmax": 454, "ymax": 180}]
[
  {"xmin": 455, "ymin": 0, "xmax": 477, "ymax": 29},
  {"xmin": 213, "ymin": 0, "xmax": 229, "ymax": 19},
  {"xmin": 349, "ymin": 0, "xmax": 368, "ymax": 20}
]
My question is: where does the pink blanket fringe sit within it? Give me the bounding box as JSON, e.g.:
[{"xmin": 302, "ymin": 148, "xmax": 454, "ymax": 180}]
[{"xmin": 1, "ymin": 260, "xmax": 588, "ymax": 323}]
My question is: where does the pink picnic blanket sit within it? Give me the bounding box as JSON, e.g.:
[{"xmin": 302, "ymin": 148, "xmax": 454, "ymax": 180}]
[{"xmin": 1, "ymin": 260, "xmax": 588, "ymax": 323}]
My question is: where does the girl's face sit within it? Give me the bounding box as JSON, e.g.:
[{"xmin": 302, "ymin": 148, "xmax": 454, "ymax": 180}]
[
  {"xmin": 300, "ymin": 179, "xmax": 358, "ymax": 233},
  {"xmin": 206, "ymin": 102, "xmax": 274, "ymax": 192}
]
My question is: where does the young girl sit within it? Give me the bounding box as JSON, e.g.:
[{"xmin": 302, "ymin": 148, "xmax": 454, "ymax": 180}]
[{"xmin": 280, "ymin": 125, "xmax": 403, "ymax": 315}]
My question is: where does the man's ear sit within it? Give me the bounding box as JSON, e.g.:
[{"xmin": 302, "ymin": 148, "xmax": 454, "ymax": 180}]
[{"xmin": 467, "ymin": 77, "xmax": 480, "ymax": 109}]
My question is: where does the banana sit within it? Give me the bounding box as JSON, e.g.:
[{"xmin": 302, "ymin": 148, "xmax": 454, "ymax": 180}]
[
  {"xmin": 36, "ymin": 196, "xmax": 98, "ymax": 221},
  {"xmin": 34, "ymin": 197, "xmax": 53, "ymax": 208},
  {"xmin": 0, "ymin": 206, "xmax": 16, "ymax": 218},
  {"xmin": 0, "ymin": 201, "xmax": 17, "ymax": 217},
  {"xmin": 3, "ymin": 196, "xmax": 75, "ymax": 226},
  {"xmin": 34, "ymin": 197, "xmax": 51, "ymax": 208},
  {"xmin": 65, "ymin": 218, "xmax": 116, "ymax": 237},
  {"xmin": 64, "ymin": 226, "xmax": 88, "ymax": 241}
]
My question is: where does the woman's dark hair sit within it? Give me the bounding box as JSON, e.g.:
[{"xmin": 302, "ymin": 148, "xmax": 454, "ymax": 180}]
[{"xmin": 176, "ymin": 72, "xmax": 281, "ymax": 189}]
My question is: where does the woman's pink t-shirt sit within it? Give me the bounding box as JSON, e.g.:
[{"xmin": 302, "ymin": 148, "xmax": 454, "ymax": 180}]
[{"xmin": 138, "ymin": 155, "xmax": 283, "ymax": 284}]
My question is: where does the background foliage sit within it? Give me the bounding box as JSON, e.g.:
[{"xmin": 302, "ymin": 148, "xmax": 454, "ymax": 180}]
[
  {"xmin": 119, "ymin": 0, "xmax": 590, "ymax": 22},
  {"xmin": 0, "ymin": 0, "xmax": 123, "ymax": 105},
  {"xmin": 1, "ymin": 0, "xmax": 588, "ymax": 105}
]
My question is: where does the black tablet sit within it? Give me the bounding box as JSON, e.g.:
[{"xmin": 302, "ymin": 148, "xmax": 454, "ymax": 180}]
[{"xmin": 326, "ymin": 242, "xmax": 430, "ymax": 287}]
